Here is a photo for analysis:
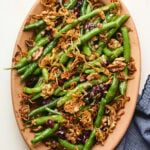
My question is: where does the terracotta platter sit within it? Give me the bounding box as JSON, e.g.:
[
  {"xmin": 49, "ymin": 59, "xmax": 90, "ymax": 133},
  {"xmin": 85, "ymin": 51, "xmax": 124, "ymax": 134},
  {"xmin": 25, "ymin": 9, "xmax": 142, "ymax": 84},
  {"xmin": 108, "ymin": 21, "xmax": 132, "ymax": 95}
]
[{"xmin": 11, "ymin": 0, "xmax": 141, "ymax": 149}]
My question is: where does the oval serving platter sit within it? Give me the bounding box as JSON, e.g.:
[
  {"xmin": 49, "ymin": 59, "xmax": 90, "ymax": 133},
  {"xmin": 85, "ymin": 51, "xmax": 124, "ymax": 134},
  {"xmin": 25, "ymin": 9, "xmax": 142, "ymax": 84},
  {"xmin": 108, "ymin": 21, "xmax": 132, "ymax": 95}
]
[{"xmin": 11, "ymin": 0, "xmax": 141, "ymax": 149}]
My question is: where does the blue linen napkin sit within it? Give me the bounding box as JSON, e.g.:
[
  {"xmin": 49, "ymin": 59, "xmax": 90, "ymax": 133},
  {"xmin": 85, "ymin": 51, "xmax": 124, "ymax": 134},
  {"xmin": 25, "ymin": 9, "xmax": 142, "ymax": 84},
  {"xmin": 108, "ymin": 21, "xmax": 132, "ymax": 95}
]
[{"xmin": 116, "ymin": 75, "xmax": 150, "ymax": 150}]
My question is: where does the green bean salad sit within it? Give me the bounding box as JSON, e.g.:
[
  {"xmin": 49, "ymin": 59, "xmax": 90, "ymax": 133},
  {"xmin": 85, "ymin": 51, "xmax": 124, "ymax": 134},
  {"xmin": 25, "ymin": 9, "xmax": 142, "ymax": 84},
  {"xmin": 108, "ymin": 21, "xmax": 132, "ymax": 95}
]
[{"xmin": 12, "ymin": 0, "xmax": 136, "ymax": 149}]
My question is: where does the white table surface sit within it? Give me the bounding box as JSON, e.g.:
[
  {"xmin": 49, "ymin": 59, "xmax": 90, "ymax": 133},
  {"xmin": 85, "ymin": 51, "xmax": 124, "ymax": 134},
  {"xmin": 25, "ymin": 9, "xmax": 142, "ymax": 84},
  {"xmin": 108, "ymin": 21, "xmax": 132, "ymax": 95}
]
[{"xmin": 0, "ymin": 0, "xmax": 150, "ymax": 149}]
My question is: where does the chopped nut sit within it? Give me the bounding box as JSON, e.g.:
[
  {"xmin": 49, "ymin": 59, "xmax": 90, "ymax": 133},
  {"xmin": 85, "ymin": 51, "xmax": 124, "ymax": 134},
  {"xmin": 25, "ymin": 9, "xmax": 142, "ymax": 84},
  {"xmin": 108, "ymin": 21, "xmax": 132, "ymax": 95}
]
[
  {"xmin": 128, "ymin": 61, "xmax": 136, "ymax": 75},
  {"xmin": 87, "ymin": 73, "xmax": 100, "ymax": 81},
  {"xmin": 107, "ymin": 57, "xmax": 126, "ymax": 72},
  {"xmin": 117, "ymin": 72, "xmax": 126, "ymax": 82}
]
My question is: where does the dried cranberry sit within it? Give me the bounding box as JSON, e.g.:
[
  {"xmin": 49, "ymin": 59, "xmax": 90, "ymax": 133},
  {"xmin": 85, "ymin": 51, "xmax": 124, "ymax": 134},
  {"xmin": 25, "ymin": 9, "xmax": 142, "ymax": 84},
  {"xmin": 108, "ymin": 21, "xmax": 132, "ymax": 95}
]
[
  {"xmin": 88, "ymin": 23, "xmax": 96, "ymax": 30},
  {"xmin": 77, "ymin": 0, "xmax": 83, "ymax": 7},
  {"xmin": 77, "ymin": 132, "xmax": 90, "ymax": 144},
  {"xmin": 61, "ymin": 23, "xmax": 67, "ymax": 29},
  {"xmin": 56, "ymin": 0, "xmax": 64, "ymax": 4},
  {"xmin": 80, "ymin": 74, "xmax": 87, "ymax": 82},
  {"xmin": 55, "ymin": 127, "xmax": 66, "ymax": 139},
  {"xmin": 25, "ymin": 75, "xmax": 39, "ymax": 88},
  {"xmin": 38, "ymin": 97, "xmax": 52, "ymax": 106},
  {"xmin": 99, "ymin": 84, "xmax": 107, "ymax": 91},
  {"xmin": 58, "ymin": 79, "xmax": 64, "ymax": 86},
  {"xmin": 55, "ymin": 17, "xmax": 63, "ymax": 26},
  {"xmin": 41, "ymin": 30, "xmax": 53, "ymax": 40},
  {"xmin": 46, "ymin": 119, "xmax": 55, "ymax": 128},
  {"xmin": 73, "ymin": 7, "xmax": 80, "ymax": 16},
  {"xmin": 92, "ymin": 85, "xmax": 101, "ymax": 94},
  {"xmin": 83, "ymin": 93, "xmax": 93, "ymax": 105},
  {"xmin": 83, "ymin": 21, "xmax": 89, "ymax": 30}
]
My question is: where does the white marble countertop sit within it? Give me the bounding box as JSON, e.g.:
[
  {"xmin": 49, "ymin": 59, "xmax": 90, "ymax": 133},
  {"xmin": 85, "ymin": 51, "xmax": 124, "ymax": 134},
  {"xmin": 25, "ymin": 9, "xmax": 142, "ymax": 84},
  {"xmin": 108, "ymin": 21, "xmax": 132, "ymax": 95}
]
[{"xmin": 0, "ymin": 0, "xmax": 150, "ymax": 149}]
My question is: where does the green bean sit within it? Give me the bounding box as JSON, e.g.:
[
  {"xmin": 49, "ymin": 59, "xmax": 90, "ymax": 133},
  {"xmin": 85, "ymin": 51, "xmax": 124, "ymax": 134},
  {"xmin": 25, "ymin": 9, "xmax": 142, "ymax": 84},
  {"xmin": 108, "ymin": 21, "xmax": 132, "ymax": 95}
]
[
  {"xmin": 94, "ymin": 98, "xmax": 106, "ymax": 127},
  {"xmin": 83, "ymin": 129, "xmax": 96, "ymax": 150},
  {"xmin": 35, "ymin": 29, "xmax": 44, "ymax": 43},
  {"xmin": 119, "ymin": 26, "xmax": 130, "ymax": 95},
  {"xmin": 55, "ymin": 3, "xmax": 119, "ymax": 39},
  {"xmin": 24, "ymin": 20, "xmax": 45, "ymax": 31},
  {"xmin": 59, "ymin": 139, "xmax": 83, "ymax": 150},
  {"xmin": 42, "ymin": 68, "xmax": 49, "ymax": 82},
  {"xmin": 33, "ymin": 67, "xmax": 41, "ymax": 75},
  {"xmin": 42, "ymin": 40, "xmax": 58, "ymax": 57},
  {"xmin": 107, "ymin": 15, "xmax": 129, "ymax": 39},
  {"xmin": 66, "ymin": 0, "xmax": 78, "ymax": 10},
  {"xmin": 105, "ymin": 73, "xmax": 119, "ymax": 103},
  {"xmin": 103, "ymin": 47, "xmax": 113, "ymax": 57},
  {"xmin": 86, "ymin": 4, "xmax": 92, "ymax": 14},
  {"xmin": 31, "ymin": 93, "xmax": 41, "ymax": 101},
  {"xmin": 32, "ymin": 115, "xmax": 65, "ymax": 125},
  {"xmin": 83, "ymin": 44, "xmax": 92, "ymax": 56},
  {"xmin": 110, "ymin": 47, "xmax": 124, "ymax": 61},
  {"xmin": 103, "ymin": 46, "xmax": 124, "ymax": 61},
  {"xmin": 21, "ymin": 62, "xmax": 38, "ymax": 82},
  {"xmin": 10, "ymin": 57, "xmax": 28, "ymax": 69},
  {"xmin": 45, "ymin": 108, "xmax": 62, "ymax": 115},
  {"xmin": 81, "ymin": 21, "xmax": 117, "ymax": 43},
  {"xmin": 60, "ymin": 21, "xmax": 117, "ymax": 64},
  {"xmin": 81, "ymin": 0, "xmax": 87, "ymax": 16},
  {"xmin": 57, "ymin": 91, "xmax": 68, "ymax": 96},
  {"xmin": 28, "ymin": 37, "xmax": 49, "ymax": 56},
  {"xmin": 31, "ymin": 123, "xmax": 59, "ymax": 144},
  {"xmin": 96, "ymin": 15, "xmax": 129, "ymax": 56},
  {"xmin": 24, "ymin": 86, "xmax": 42, "ymax": 94},
  {"xmin": 57, "ymin": 78, "xmax": 107, "ymax": 107},
  {"xmin": 17, "ymin": 65, "xmax": 29, "ymax": 74},
  {"xmin": 121, "ymin": 26, "xmax": 130, "ymax": 62},
  {"xmin": 29, "ymin": 98, "xmax": 59, "ymax": 117},
  {"xmin": 120, "ymin": 66, "xmax": 128, "ymax": 95},
  {"xmin": 54, "ymin": 76, "xmax": 80, "ymax": 96},
  {"xmin": 83, "ymin": 98, "xmax": 106, "ymax": 150},
  {"xmin": 34, "ymin": 76, "xmax": 43, "ymax": 88}
]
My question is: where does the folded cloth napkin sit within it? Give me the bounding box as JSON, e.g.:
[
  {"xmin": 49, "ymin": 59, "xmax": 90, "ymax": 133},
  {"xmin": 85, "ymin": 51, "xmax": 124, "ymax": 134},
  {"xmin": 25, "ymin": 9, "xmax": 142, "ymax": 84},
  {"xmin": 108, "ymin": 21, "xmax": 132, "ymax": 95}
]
[{"xmin": 116, "ymin": 75, "xmax": 150, "ymax": 150}]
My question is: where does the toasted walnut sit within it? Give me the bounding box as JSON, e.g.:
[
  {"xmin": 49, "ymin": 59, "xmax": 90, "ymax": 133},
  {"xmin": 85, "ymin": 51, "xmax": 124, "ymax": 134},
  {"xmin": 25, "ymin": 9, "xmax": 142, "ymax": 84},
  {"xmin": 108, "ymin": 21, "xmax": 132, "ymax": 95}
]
[
  {"xmin": 108, "ymin": 39, "xmax": 121, "ymax": 49},
  {"xmin": 117, "ymin": 72, "xmax": 126, "ymax": 82},
  {"xmin": 32, "ymin": 47, "xmax": 44, "ymax": 61},
  {"xmin": 78, "ymin": 110, "xmax": 93, "ymax": 130},
  {"xmin": 107, "ymin": 57, "xmax": 126, "ymax": 72},
  {"xmin": 128, "ymin": 61, "xmax": 136, "ymax": 75},
  {"xmin": 87, "ymin": 73, "xmax": 100, "ymax": 81},
  {"xmin": 41, "ymin": 84, "xmax": 55, "ymax": 99},
  {"xmin": 64, "ymin": 98, "xmax": 85, "ymax": 114}
]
